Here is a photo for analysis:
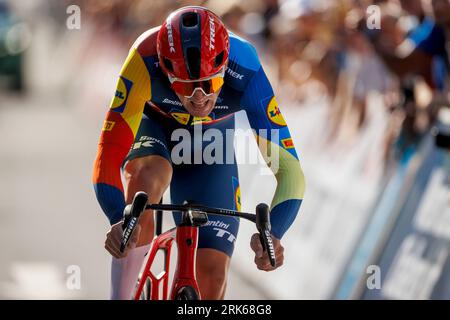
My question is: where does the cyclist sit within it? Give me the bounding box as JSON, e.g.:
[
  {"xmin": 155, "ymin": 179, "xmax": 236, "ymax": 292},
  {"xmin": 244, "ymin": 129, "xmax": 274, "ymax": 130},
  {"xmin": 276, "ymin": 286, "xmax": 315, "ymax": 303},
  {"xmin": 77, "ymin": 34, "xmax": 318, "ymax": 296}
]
[{"xmin": 92, "ymin": 6, "xmax": 305, "ymax": 300}]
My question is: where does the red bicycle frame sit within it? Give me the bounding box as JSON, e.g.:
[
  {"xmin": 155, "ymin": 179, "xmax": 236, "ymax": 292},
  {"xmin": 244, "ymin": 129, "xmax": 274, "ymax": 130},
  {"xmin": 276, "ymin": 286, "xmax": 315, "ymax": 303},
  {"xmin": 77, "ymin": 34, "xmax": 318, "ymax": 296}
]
[{"xmin": 132, "ymin": 225, "xmax": 201, "ymax": 300}]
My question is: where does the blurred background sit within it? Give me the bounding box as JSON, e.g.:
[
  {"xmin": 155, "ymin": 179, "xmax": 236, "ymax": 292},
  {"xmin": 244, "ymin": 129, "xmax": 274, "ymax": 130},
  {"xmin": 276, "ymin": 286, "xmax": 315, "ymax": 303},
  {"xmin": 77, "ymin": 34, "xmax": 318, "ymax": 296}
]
[{"xmin": 0, "ymin": 0, "xmax": 449, "ymax": 299}]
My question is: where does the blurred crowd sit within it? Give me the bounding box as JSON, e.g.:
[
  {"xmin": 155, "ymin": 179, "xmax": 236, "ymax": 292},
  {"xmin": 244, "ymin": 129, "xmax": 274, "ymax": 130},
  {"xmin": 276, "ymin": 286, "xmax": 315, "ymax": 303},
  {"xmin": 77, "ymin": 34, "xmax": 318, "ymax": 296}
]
[{"xmin": 2, "ymin": 0, "xmax": 449, "ymax": 169}]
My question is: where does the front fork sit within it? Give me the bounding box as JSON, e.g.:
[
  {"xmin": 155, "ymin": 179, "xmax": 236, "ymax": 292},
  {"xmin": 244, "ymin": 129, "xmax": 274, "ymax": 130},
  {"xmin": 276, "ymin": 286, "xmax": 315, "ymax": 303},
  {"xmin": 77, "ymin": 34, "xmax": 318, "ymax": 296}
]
[
  {"xmin": 132, "ymin": 226, "xmax": 201, "ymax": 300},
  {"xmin": 132, "ymin": 229, "xmax": 175, "ymax": 300}
]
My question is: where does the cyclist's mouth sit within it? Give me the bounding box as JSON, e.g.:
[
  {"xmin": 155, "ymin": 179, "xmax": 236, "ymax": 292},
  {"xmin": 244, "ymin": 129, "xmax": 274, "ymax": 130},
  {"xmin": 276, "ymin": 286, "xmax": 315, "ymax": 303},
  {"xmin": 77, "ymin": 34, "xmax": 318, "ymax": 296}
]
[
  {"xmin": 187, "ymin": 99, "xmax": 214, "ymax": 117},
  {"xmin": 190, "ymin": 100, "xmax": 208, "ymax": 109}
]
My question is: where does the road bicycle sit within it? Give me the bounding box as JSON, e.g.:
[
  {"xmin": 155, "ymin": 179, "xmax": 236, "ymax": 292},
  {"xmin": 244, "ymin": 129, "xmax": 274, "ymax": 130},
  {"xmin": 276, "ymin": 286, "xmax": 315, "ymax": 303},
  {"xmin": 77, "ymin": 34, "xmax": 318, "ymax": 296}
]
[{"xmin": 120, "ymin": 191, "xmax": 276, "ymax": 300}]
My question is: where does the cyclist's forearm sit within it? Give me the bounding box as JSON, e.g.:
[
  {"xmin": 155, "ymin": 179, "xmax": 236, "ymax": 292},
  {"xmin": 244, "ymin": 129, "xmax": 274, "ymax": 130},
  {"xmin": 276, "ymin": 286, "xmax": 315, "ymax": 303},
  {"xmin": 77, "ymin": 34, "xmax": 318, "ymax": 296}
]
[
  {"xmin": 269, "ymin": 145, "xmax": 305, "ymax": 239},
  {"xmin": 94, "ymin": 182, "xmax": 126, "ymax": 225},
  {"xmin": 92, "ymin": 142, "xmax": 129, "ymax": 224},
  {"xmin": 92, "ymin": 110, "xmax": 134, "ymax": 224},
  {"xmin": 255, "ymin": 136, "xmax": 305, "ymax": 239}
]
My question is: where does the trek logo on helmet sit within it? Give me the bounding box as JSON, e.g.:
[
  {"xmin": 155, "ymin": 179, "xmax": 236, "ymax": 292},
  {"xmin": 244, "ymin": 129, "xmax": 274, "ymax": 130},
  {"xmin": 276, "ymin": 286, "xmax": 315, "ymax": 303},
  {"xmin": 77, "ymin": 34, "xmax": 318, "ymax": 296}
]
[
  {"xmin": 167, "ymin": 17, "xmax": 175, "ymax": 53},
  {"xmin": 209, "ymin": 16, "xmax": 215, "ymax": 51}
]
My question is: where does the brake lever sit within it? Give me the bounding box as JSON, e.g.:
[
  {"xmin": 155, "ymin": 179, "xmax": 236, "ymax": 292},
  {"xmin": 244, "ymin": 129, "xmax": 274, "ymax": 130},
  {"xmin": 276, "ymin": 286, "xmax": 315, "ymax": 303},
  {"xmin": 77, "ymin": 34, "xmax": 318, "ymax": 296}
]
[
  {"xmin": 255, "ymin": 203, "xmax": 276, "ymax": 268},
  {"xmin": 120, "ymin": 210, "xmax": 138, "ymax": 253},
  {"xmin": 259, "ymin": 229, "xmax": 276, "ymax": 267},
  {"xmin": 120, "ymin": 192, "xmax": 148, "ymax": 253}
]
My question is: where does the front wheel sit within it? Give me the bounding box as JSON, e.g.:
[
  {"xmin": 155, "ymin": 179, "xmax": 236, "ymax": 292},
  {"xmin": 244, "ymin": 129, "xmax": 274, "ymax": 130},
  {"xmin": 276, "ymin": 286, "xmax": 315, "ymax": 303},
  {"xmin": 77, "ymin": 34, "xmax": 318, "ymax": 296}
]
[{"xmin": 175, "ymin": 286, "xmax": 200, "ymax": 300}]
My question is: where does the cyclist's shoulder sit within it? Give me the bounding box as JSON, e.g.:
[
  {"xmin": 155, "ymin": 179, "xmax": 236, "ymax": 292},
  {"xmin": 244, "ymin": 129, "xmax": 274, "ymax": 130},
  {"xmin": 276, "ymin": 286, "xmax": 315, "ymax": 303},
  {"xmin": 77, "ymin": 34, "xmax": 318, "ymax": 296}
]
[
  {"xmin": 225, "ymin": 32, "xmax": 262, "ymax": 91},
  {"xmin": 228, "ymin": 31, "xmax": 261, "ymax": 72},
  {"xmin": 132, "ymin": 26, "xmax": 161, "ymax": 58}
]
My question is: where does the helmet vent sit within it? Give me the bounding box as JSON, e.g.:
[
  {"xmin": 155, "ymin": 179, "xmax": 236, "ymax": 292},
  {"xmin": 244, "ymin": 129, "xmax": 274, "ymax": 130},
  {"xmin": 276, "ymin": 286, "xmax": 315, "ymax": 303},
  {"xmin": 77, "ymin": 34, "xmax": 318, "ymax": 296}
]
[
  {"xmin": 186, "ymin": 47, "xmax": 201, "ymax": 79},
  {"xmin": 215, "ymin": 51, "xmax": 224, "ymax": 68},
  {"xmin": 163, "ymin": 58, "xmax": 174, "ymax": 72},
  {"xmin": 182, "ymin": 12, "xmax": 199, "ymax": 27}
]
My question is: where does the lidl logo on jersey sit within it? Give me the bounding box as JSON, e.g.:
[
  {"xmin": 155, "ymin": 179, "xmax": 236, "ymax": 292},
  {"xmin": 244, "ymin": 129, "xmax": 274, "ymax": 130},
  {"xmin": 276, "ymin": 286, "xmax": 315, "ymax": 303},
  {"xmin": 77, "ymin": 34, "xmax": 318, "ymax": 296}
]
[
  {"xmin": 235, "ymin": 186, "xmax": 241, "ymax": 211},
  {"xmin": 115, "ymin": 90, "xmax": 124, "ymax": 99},
  {"xmin": 266, "ymin": 96, "xmax": 286, "ymax": 127},
  {"xmin": 232, "ymin": 176, "xmax": 241, "ymax": 211},
  {"xmin": 281, "ymin": 138, "xmax": 294, "ymax": 149},
  {"xmin": 110, "ymin": 76, "xmax": 133, "ymax": 112}
]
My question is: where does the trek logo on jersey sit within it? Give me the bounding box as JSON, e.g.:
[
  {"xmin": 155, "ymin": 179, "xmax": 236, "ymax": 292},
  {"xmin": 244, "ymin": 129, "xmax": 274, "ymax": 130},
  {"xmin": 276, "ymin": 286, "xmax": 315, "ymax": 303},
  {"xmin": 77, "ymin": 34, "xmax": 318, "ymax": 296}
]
[
  {"xmin": 226, "ymin": 67, "xmax": 244, "ymax": 80},
  {"xmin": 213, "ymin": 227, "xmax": 236, "ymax": 243},
  {"xmin": 111, "ymin": 76, "xmax": 133, "ymax": 112},
  {"xmin": 102, "ymin": 120, "xmax": 115, "ymax": 131},
  {"xmin": 266, "ymin": 96, "xmax": 286, "ymax": 126},
  {"xmin": 281, "ymin": 138, "xmax": 294, "ymax": 149}
]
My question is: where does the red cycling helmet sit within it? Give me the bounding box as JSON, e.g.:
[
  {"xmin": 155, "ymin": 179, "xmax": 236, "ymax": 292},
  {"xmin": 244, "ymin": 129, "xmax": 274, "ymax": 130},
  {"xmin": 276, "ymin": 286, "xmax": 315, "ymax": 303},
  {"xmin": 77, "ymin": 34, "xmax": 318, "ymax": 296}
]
[{"xmin": 157, "ymin": 6, "xmax": 229, "ymax": 85}]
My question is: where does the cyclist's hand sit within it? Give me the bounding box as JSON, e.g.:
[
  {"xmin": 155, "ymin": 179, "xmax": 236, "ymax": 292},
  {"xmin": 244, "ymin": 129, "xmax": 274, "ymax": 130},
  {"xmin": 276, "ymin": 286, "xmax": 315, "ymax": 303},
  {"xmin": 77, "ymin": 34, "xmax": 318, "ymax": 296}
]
[
  {"xmin": 104, "ymin": 221, "xmax": 141, "ymax": 259},
  {"xmin": 250, "ymin": 233, "xmax": 284, "ymax": 271}
]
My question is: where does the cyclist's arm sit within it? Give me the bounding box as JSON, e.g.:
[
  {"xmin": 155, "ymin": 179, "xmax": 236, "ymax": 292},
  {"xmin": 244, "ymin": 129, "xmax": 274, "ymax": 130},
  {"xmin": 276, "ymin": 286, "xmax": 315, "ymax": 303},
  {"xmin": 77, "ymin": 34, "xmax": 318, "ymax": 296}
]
[
  {"xmin": 241, "ymin": 46, "xmax": 305, "ymax": 240},
  {"xmin": 92, "ymin": 47, "xmax": 151, "ymax": 225}
]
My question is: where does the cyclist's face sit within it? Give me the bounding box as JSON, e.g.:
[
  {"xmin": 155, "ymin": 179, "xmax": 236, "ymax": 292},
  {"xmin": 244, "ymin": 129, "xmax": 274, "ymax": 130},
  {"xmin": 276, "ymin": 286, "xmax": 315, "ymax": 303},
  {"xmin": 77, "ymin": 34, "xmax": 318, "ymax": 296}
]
[{"xmin": 176, "ymin": 88, "xmax": 221, "ymax": 118}]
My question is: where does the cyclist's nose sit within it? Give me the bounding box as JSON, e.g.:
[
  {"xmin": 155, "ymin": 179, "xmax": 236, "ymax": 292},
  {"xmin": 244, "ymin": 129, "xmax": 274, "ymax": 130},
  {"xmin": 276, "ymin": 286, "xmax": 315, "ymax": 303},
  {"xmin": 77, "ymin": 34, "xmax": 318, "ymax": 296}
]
[{"xmin": 190, "ymin": 88, "xmax": 207, "ymax": 101}]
